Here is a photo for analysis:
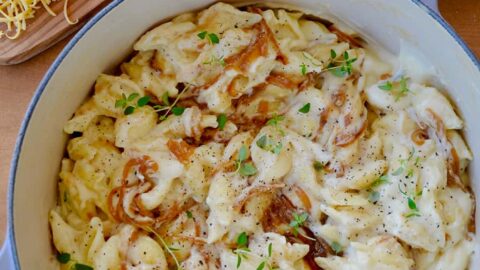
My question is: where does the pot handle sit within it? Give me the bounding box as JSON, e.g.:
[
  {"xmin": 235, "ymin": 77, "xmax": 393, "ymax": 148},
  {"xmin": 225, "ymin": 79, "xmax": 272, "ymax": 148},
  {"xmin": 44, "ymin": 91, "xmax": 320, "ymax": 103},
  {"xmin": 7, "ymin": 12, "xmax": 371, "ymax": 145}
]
[
  {"xmin": 0, "ymin": 237, "xmax": 14, "ymax": 269},
  {"xmin": 420, "ymin": 0, "xmax": 440, "ymax": 15}
]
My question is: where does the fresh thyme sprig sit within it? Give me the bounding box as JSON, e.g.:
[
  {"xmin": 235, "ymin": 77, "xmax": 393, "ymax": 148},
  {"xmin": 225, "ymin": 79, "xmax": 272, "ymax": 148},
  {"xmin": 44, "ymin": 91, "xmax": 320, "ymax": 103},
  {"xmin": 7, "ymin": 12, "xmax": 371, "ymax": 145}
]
[
  {"xmin": 299, "ymin": 52, "xmax": 322, "ymax": 75},
  {"xmin": 217, "ymin": 113, "xmax": 227, "ymax": 130},
  {"xmin": 153, "ymin": 85, "xmax": 190, "ymax": 121},
  {"xmin": 256, "ymin": 243, "xmax": 278, "ymax": 270},
  {"xmin": 266, "ymin": 114, "xmax": 286, "ymax": 136},
  {"xmin": 236, "ymin": 145, "xmax": 258, "ymax": 176},
  {"xmin": 300, "ymin": 63, "xmax": 307, "ymax": 75},
  {"xmin": 298, "ymin": 103, "xmax": 310, "ymax": 113},
  {"xmin": 197, "ymin": 30, "xmax": 220, "ymax": 44},
  {"xmin": 115, "ymin": 93, "xmax": 151, "ymax": 115},
  {"xmin": 234, "ymin": 232, "xmax": 251, "ymax": 268},
  {"xmin": 378, "ymin": 76, "xmax": 411, "ymax": 100},
  {"xmin": 56, "ymin": 252, "xmax": 93, "ymax": 270},
  {"xmin": 313, "ymin": 161, "xmax": 324, "ymax": 171},
  {"xmin": 203, "ymin": 55, "xmax": 226, "ymax": 66},
  {"xmin": 256, "ymin": 135, "xmax": 283, "ymax": 155},
  {"xmin": 289, "ymin": 212, "xmax": 308, "ymax": 237},
  {"xmin": 327, "ymin": 51, "xmax": 357, "ymax": 77},
  {"xmin": 398, "ymin": 184, "xmax": 423, "ymax": 218},
  {"xmin": 146, "ymin": 227, "xmax": 183, "ymax": 270},
  {"xmin": 367, "ymin": 175, "xmax": 390, "ymax": 203},
  {"xmin": 330, "ymin": 241, "xmax": 343, "ymax": 255},
  {"xmin": 392, "ymin": 148, "xmax": 416, "ymax": 176}
]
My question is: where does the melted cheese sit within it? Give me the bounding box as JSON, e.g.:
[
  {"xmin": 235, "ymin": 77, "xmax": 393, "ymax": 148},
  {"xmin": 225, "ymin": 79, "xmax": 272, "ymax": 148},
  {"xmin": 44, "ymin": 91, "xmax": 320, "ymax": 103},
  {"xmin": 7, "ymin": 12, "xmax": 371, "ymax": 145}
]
[{"xmin": 49, "ymin": 3, "xmax": 476, "ymax": 270}]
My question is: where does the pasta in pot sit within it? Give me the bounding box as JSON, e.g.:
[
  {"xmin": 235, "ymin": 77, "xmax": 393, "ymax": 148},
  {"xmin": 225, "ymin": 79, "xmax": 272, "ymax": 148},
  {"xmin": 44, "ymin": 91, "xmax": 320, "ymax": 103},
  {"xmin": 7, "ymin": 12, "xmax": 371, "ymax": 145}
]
[{"xmin": 49, "ymin": 3, "xmax": 476, "ymax": 270}]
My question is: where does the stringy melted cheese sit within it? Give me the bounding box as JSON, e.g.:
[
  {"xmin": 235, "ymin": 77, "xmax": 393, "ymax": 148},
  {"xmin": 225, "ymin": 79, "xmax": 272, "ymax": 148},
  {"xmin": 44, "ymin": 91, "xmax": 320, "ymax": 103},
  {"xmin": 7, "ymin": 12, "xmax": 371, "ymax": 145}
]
[{"xmin": 49, "ymin": 3, "xmax": 475, "ymax": 270}]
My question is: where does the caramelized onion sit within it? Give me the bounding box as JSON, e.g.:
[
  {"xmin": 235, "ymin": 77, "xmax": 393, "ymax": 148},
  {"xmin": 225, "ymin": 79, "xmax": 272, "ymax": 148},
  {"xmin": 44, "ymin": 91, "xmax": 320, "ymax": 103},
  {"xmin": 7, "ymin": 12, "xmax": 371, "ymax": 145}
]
[
  {"xmin": 319, "ymin": 105, "xmax": 333, "ymax": 131},
  {"xmin": 234, "ymin": 184, "xmax": 285, "ymax": 211},
  {"xmin": 332, "ymin": 90, "xmax": 346, "ymax": 107},
  {"xmin": 107, "ymin": 156, "xmax": 159, "ymax": 226},
  {"xmin": 293, "ymin": 185, "xmax": 312, "ymax": 211},
  {"xmin": 266, "ymin": 73, "xmax": 298, "ymax": 89},
  {"xmin": 167, "ymin": 139, "xmax": 195, "ymax": 163},
  {"xmin": 411, "ymin": 128, "xmax": 429, "ymax": 145},
  {"xmin": 261, "ymin": 193, "xmax": 333, "ymax": 270},
  {"xmin": 335, "ymin": 110, "xmax": 367, "ymax": 147},
  {"xmin": 257, "ymin": 100, "xmax": 269, "ymax": 114},
  {"xmin": 288, "ymin": 227, "xmax": 334, "ymax": 270}
]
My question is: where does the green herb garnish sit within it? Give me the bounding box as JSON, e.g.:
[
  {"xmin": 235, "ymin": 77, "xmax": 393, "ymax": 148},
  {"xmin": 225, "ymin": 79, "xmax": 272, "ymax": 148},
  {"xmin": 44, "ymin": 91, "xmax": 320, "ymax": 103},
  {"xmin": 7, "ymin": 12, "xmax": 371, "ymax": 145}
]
[
  {"xmin": 234, "ymin": 232, "xmax": 251, "ymax": 268},
  {"xmin": 289, "ymin": 212, "xmax": 308, "ymax": 236},
  {"xmin": 256, "ymin": 135, "xmax": 283, "ymax": 155},
  {"xmin": 208, "ymin": 33, "xmax": 220, "ymax": 44},
  {"xmin": 198, "ymin": 30, "xmax": 220, "ymax": 44},
  {"xmin": 256, "ymin": 135, "xmax": 268, "ymax": 149},
  {"xmin": 146, "ymin": 227, "xmax": 183, "ymax": 270},
  {"xmin": 115, "ymin": 93, "xmax": 151, "ymax": 115},
  {"xmin": 327, "ymin": 50, "xmax": 357, "ymax": 77},
  {"xmin": 256, "ymin": 242, "xmax": 275, "ymax": 270},
  {"xmin": 256, "ymin": 261, "xmax": 266, "ymax": 270},
  {"xmin": 368, "ymin": 191, "xmax": 380, "ymax": 203},
  {"xmin": 298, "ymin": 103, "xmax": 311, "ymax": 113},
  {"xmin": 172, "ymin": 106, "xmax": 185, "ymax": 116},
  {"xmin": 370, "ymin": 175, "xmax": 390, "ymax": 188},
  {"xmin": 162, "ymin": 92, "xmax": 170, "ymax": 105},
  {"xmin": 137, "ymin": 96, "xmax": 151, "ymax": 107},
  {"xmin": 399, "ymin": 184, "xmax": 422, "ymax": 218},
  {"xmin": 197, "ymin": 31, "xmax": 207, "ymax": 39},
  {"xmin": 330, "ymin": 241, "xmax": 343, "ymax": 255},
  {"xmin": 313, "ymin": 161, "xmax": 324, "ymax": 171},
  {"xmin": 56, "ymin": 253, "xmax": 93, "ymax": 270},
  {"xmin": 330, "ymin": 49, "xmax": 337, "ymax": 59},
  {"xmin": 392, "ymin": 148, "xmax": 416, "ymax": 176},
  {"xmin": 237, "ymin": 232, "xmax": 248, "ymax": 246},
  {"xmin": 74, "ymin": 264, "xmax": 93, "ymax": 270},
  {"xmin": 167, "ymin": 246, "xmax": 181, "ymax": 251},
  {"xmin": 399, "ymin": 76, "xmax": 410, "ymax": 94},
  {"xmin": 124, "ymin": 106, "xmax": 135, "ymax": 115},
  {"xmin": 300, "ymin": 63, "xmax": 307, "ymax": 76},
  {"xmin": 56, "ymin": 252, "xmax": 70, "ymax": 264},
  {"xmin": 266, "ymin": 114, "xmax": 286, "ymax": 135},
  {"xmin": 378, "ymin": 76, "xmax": 411, "ymax": 100},
  {"xmin": 156, "ymin": 84, "xmax": 190, "ymax": 121},
  {"xmin": 266, "ymin": 114, "xmax": 285, "ymax": 127},
  {"xmin": 203, "ymin": 55, "xmax": 226, "ymax": 66},
  {"xmin": 239, "ymin": 163, "xmax": 258, "ymax": 176},
  {"xmin": 236, "ymin": 145, "xmax": 258, "ymax": 177},
  {"xmin": 367, "ymin": 175, "xmax": 390, "ymax": 204},
  {"xmin": 217, "ymin": 113, "xmax": 227, "ymax": 130},
  {"xmin": 186, "ymin": 210, "xmax": 193, "ymax": 219},
  {"xmin": 392, "ymin": 162, "xmax": 405, "ymax": 176},
  {"xmin": 379, "ymin": 81, "xmax": 393, "ymax": 91}
]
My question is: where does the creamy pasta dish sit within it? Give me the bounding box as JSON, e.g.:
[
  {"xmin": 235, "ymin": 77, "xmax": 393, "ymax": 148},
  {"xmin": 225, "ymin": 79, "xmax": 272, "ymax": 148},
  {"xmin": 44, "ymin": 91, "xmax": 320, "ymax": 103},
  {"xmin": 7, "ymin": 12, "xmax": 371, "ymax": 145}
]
[{"xmin": 49, "ymin": 3, "xmax": 476, "ymax": 270}]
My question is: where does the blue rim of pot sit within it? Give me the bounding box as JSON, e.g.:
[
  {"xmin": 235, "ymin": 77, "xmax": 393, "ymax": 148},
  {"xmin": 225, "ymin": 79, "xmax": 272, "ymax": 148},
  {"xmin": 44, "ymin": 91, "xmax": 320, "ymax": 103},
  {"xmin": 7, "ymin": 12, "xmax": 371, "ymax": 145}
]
[{"xmin": 5, "ymin": 0, "xmax": 480, "ymax": 268}]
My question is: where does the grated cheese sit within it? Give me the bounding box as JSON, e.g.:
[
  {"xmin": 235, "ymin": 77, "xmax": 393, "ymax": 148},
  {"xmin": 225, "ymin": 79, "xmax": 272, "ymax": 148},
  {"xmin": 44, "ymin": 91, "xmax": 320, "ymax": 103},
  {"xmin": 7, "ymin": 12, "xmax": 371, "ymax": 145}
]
[{"xmin": 0, "ymin": 0, "xmax": 77, "ymax": 40}]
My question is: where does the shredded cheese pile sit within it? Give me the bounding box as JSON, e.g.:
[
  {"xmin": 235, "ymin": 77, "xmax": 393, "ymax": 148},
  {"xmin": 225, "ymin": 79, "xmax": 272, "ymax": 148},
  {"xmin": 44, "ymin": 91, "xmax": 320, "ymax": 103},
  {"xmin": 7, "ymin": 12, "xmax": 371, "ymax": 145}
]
[{"xmin": 0, "ymin": 0, "xmax": 77, "ymax": 40}]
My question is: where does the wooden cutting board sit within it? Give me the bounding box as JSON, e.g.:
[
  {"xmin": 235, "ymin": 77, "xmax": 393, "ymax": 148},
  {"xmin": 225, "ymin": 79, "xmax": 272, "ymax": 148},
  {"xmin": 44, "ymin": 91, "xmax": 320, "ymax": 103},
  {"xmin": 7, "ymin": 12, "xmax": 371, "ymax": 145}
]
[{"xmin": 0, "ymin": 0, "xmax": 111, "ymax": 65}]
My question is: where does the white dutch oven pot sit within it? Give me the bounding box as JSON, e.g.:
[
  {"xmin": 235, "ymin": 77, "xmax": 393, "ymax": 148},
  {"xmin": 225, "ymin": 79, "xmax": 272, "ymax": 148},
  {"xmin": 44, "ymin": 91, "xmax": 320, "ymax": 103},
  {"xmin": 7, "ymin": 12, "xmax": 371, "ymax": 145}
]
[{"xmin": 1, "ymin": 0, "xmax": 479, "ymax": 268}]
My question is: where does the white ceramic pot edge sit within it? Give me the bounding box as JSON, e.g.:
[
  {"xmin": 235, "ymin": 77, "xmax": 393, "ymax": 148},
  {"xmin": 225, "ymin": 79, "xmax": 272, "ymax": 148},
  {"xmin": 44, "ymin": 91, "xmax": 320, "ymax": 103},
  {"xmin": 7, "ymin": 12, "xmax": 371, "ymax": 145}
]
[
  {"xmin": 421, "ymin": 0, "xmax": 438, "ymax": 14},
  {"xmin": 0, "ymin": 1, "xmax": 125, "ymax": 268},
  {"xmin": 2, "ymin": 0, "xmax": 479, "ymax": 268},
  {"xmin": 0, "ymin": 236, "xmax": 13, "ymax": 269}
]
